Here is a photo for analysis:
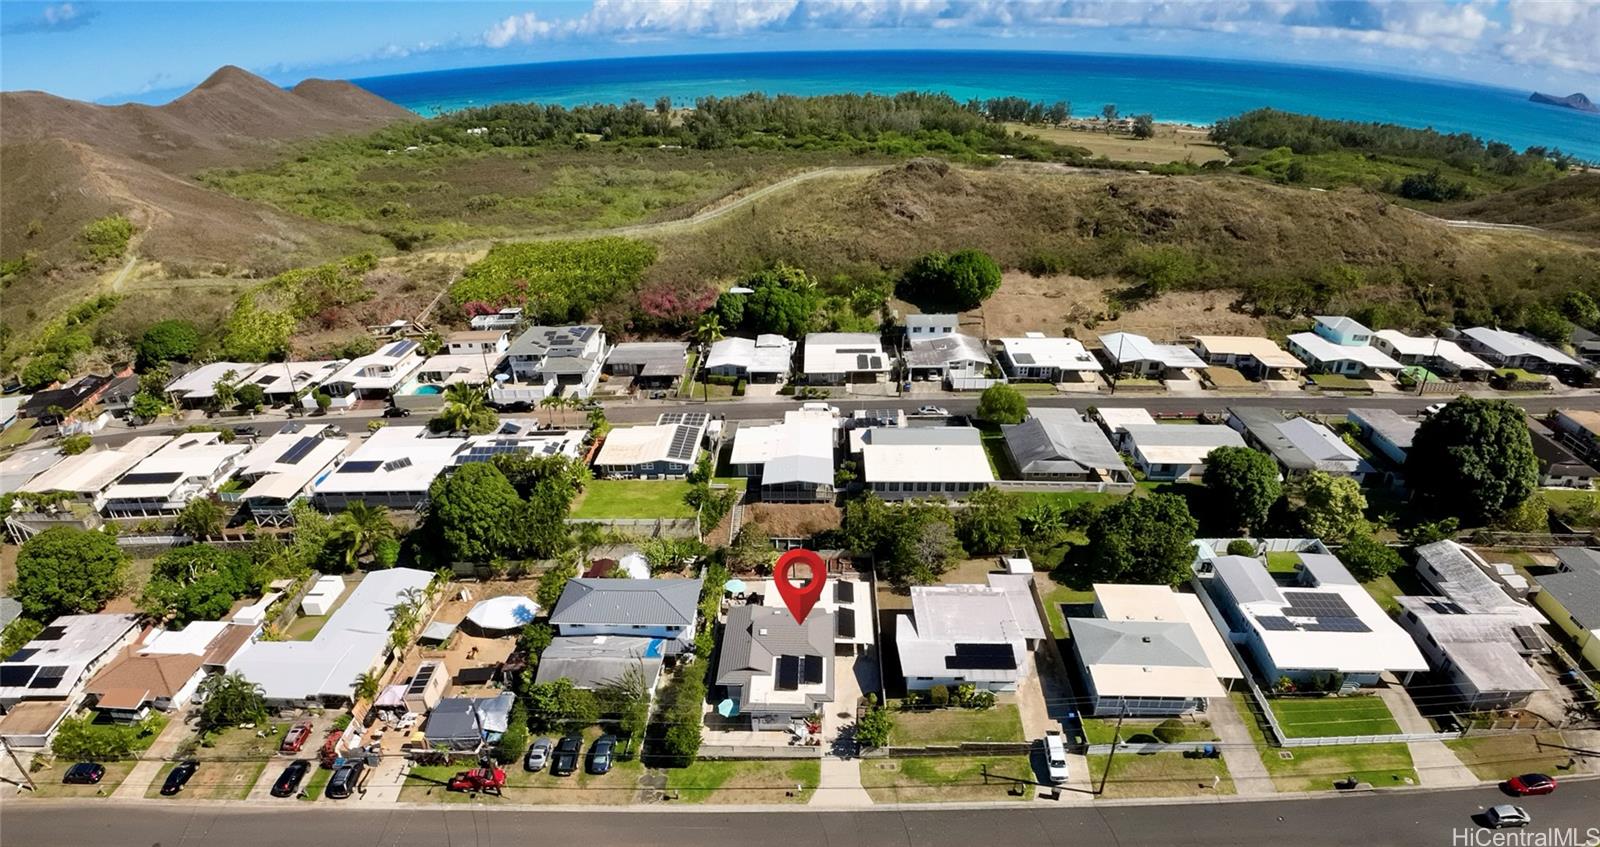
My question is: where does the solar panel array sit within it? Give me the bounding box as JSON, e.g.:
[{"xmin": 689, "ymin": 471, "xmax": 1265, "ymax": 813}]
[
  {"xmin": 35, "ymin": 627, "xmax": 65, "ymax": 641},
  {"xmin": 6, "ymin": 648, "xmax": 37, "ymax": 663},
  {"xmin": 1300, "ymin": 618, "xmax": 1371, "ymax": 633},
  {"xmin": 836, "ymin": 608, "xmax": 856, "ymax": 639},
  {"xmin": 946, "ymin": 643, "xmax": 1017, "ymax": 671},
  {"xmin": 0, "ymin": 665, "xmax": 36, "ymax": 687},
  {"xmin": 385, "ymin": 339, "xmax": 420, "ymax": 358},
  {"xmin": 803, "ymin": 655, "xmax": 824, "ymax": 684},
  {"xmin": 658, "ymin": 412, "xmax": 709, "ymax": 427},
  {"xmin": 666, "ymin": 424, "xmax": 699, "ymax": 462},
  {"xmin": 29, "ymin": 666, "xmax": 68, "ymax": 689},
  {"xmin": 1256, "ymin": 615, "xmax": 1298, "ymax": 631},
  {"xmin": 406, "ymin": 663, "xmax": 436, "ymax": 696},
  {"xmin": 1283, "ymin": 591, "xmax": 1358, "ymax": 619},
  {"xmin": 383, "ymin": 457, "xmax": 413, "ymax": 472},
  {"xmin": 279, "ymin": 436, "xmax": 321, "ymax": 465},
  {"xmin": 834, "ymin": 581, "xmax": 854, "ymax": 603},
  {"xmin": 119, "ymin": 471, "xmax": 183, "ymax": 485},
  {"xmin": 775, "ymin": 655, "xmax": 800, "ymax": 691},
  {"xmin": 340, "ymin": 460, "xmax": 383, "ymax": 474}
]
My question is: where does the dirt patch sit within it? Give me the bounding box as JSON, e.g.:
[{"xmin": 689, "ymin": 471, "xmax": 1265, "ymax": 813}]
[{"xmin": 969, "ymin": 271, "xmax": 1268, "ymax": 341}]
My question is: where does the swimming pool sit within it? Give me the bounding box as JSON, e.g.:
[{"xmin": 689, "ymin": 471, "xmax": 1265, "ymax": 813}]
[{"xmin": 412, "ymin": 384, "xmax": 443, "ymax": 395}]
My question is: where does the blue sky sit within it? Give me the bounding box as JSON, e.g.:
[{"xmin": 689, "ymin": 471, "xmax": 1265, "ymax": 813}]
[{"xmin": 2, "ymin": 1, "xmax": 1596, "ymax": 103}]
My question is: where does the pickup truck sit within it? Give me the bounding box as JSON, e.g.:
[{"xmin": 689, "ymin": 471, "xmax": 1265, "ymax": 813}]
[{"xmin": 1043, "ymin": 730, "xmax": 1069, "ymax": 785}]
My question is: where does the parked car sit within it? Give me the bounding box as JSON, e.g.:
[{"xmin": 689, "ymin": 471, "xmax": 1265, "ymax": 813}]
[
  {"xmin": 231, "ymin": 425, "xmax": 261, "ymax": 440},
  {"xmin": 270, "ymin": 760, "xmax": 310, "ymax": 798},
  {"xmin": 1484, "ymin": 805, "xmax": 1532, "ymax": 828},
  {"xmin": 551, "ymin": 735, "xmax": 583, "ymax": 776},
  {"xmin": 61, "ymin": 762, "xmax": 106, "ymax": 785},
  {"xmin": 1421, "ymin": 402, "xmax": 1447, "ymax": 417},
  {"xmin": 1504, "ymin": 774, "xmax": 1557, "ymax": 796},
  {"xmin": 381, "ymin": 406, "xmax": 411, "ymax": 418},
  {"xmin": 915, "ymin": 405, "xmax": 950, "ymax": 417},
  {"xmin": 586, "ymin": 734, "xmax": 616, "ymax": 775},
  {"xmin": 280, "ymin": 720, "xmax": 314, "ymax": 754},
  {"xmin": 524, "ymin": 737, "xmax": 553, "ymax": 772},
  {"xmin": 161, "ymin": 760, "xmax": 199, "ymax": 796},
  {"xmin": 1042, "ymin": 731, "xmax": 1068, "ymax": 785},
  {"xmin": 325, "ymin": 761, "xmax": 364, "ymax": 799}
]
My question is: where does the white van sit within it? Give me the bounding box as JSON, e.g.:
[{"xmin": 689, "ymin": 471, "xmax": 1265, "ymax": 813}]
[{"xmin": 1043, "ymin": 730, "xmax": 1069, "ymax": 784}]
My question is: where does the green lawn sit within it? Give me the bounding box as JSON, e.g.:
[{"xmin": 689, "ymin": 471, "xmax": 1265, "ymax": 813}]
[
  {"xmin": 299, "ymin": 765, "xmax": 333, "ymax": 801},
  {"xmin": 19, "ymin": 759, "xmax": 138, "ymax": 798},
  {"xmin": 1309, "ymin": 373, "xmax": 1370, "ymax": 391},
  {"xmin": 1267, "ymin": 695, "xmax": 1402, "ymax": 738},
  {"xmin": 1445, "ymin": 732, "xmax": 1577, "ymax": 782},
  {"xmin": 1011, "ymin": 490, "xmax": 1130, "ymax": 511},
  {"xmin": 1362, "ymin": 564, "xmax": 1428, "ymax": 615},
  {"xmin": 0, "ymin": 420, "xmax": 37, "ymax": 451},
  {"xmin": 974, "ymin": 422, "xmax": 1019, "ymax": 480},
  {"xmin": 889, "ymin": 703, "xmax": 1025, "ymax": 746},
  {"xmin": 1232, "ymin": 694, "xmax": 1417, "ymax": 791},
  {"xmin": 1040, "ymin": 583, "xmax": 1097, "ymax": 639},
  {"xmin": 1265, "ymin": 551, "xmax": 1302, "ymax": 574},
  {"xmin": 147, "ymin": 723, "xmax": 281, "ymax": 801},
  {"xmin": 571, "ymin": 479, "xmax": 696, "ymax": 519},
  {"xmin": 1080, "ymin": 718, "xmax": 1218, "ymax": 746},
  {"xmin": 1008, "ymin": 383, "xmax": 1061, "ymax": 395},
  {"xmin": 859, "ymin": 755, "xmax": 1035, "ymax": 803},
  {"xmin": 663, "ymin": 759, "xmax": 819, "ymax": 804},
  {"xmin": 1087, "ymin": 752, "xmax": 1234, "ymax": 798}
]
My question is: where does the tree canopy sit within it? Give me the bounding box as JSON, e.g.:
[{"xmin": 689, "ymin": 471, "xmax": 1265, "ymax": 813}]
[
  {"xmin": 1202, "ymin": 446, "xmax": 1282, "ymax": 534},
  {"xmin": 1292, "ymin": 471, "xmax": 1368, "ymax": 543},
  {"xmin": 139, "ymin": 545, "xmax": 262, "ymax": 625},
  {"xmin": 844, "ymin": 495, "xmax": 964, "ymax": 587},
  {"xmin": 1080, "ymin": 494, "xmax": 1199, "ymax": 586},
  {"xmin": 425, "ymin": 462, "xmax": 529, "ymax": 564},
  {"xmin": 955, "ymin": 488, "xmax": 1024, "ymax": 555},
  {"xmin": 13, "ymin": 527, "xmax": 128, "ymax": 620},
  {"xmin": 135, "ymin": 319, "xmax": 201, "ymax": 369},
  {"xmin": 196, "ymin": 672, "xmax": 268, "ymax": 733},
  {"xmin": 1406, "ymin": 397, "xmax": 1538, "ymax": 525},
  {"xmin": 976, "ymin": 383, "xmax": 1028, "ymax": 425},
  {"xmin": 901, "ymin": 249, "xmax": 1002, "ymax": 310}
]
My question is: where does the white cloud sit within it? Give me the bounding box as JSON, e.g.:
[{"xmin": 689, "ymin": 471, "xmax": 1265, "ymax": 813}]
[{"xmin": 3, "ymin": 1, "xmax": 98, "ymax": 34}]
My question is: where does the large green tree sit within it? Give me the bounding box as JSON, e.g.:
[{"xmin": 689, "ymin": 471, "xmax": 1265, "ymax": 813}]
[
  {"xmin": 902, "ymin": 249, "xmax": 1002, "ymax": 309},
  {"xmin": 1202, "ymin": 446, "xmax": 1282, "ymax": 533},
  {"xmin": 139, "ymin": 545, "xmax": 260, "ymax": 624},
  {"xmin": 13, "ymin": 527, "xmax": 128, "ymax": 619},
  {"xmin": 196, "ymin": 672, "xmax": 268, "ymax": 732},
  {"xmin": 976, "ymin": 383, "xmax": 1028, "ymax": 425},
  {"xmin": 1292, "ymin": 471, "xmax": 1368, "ymax": 543},
  {"xmin": 1081, "ymin": 494, "xmax": 1199, "ymax": 586},
  {"xmin": 425, "ymin": 462, "xmax": 528, "ymax": 564},
  {"xmin": 1406, "ymin": 397, "xmax": 1538, "ymax": 524},
  {"xmin": 329, "ymin": 501, "xmax": 397, "ymax": 570},
  {"xmin": 844, "ymin": 496, "xmax": 964, "ymax": 587},
  {"xmin": 956, "ymin": 488, "xmax": 1024, "ymax": 555},
  {"xmin": 525, "ymin": 678, "xmax": 599, "ymax": 733},
  {"xmin": 135, "ymin": 319, "xmax": 201, "ymax": 369}
]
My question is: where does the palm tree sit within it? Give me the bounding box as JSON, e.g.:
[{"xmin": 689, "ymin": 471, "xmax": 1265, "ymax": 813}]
[
  {"xmin": 353, "ymin": 671, "xmax": 381, "ymax": 703},
  {"xmin": 694, "ymin": 314, "xmax": 724, "ymax": 402},
  {"xmin": 439, "ymin": 383, "xmax": 488, "ymax": 433},
  {"xmin": 333, "ymin": 501, "xmax": 395, "ymax": 570},
  {"xmin": 539, "ymin": 395, "xmax": 565, "ymax": 427}
]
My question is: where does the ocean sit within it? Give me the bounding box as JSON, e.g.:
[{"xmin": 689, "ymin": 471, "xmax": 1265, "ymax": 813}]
[{"xmin": 352, "ymin": 50, "xmax": 1600, "ymax": 161}]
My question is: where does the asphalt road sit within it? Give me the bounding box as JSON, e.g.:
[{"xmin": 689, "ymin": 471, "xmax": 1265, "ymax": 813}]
[
  {"xmin": 3, "ymin": 782, "xmax": 1597, "ymax": 847},
  {"xmin": 62, "ymin": 390, "xmax": 1600, "ymax": 450}
]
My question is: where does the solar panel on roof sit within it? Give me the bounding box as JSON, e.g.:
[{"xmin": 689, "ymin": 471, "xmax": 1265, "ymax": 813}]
[
  {"xmin": 834, "ymin": 581, "xmax": 854, "ymax": 603},
  {"xmin": 1301, "ymin": 618, "xmax": 1371, "ymax": 633},
  {"xmin": 775, "ymin": 655, "xmax": 800, "ymax": 691},
  {"xmin": 1284, "ymin": 591, "xmax": 1357, "ymax": 619},
  {"xmin": 946, "ymin": 643, "xmax": 1017, "ymax": 671},
  {"xmin": 387, "ymin": 339, "xmax": 420, "ymax": 357},
  {"xmin": 279, "ymin": 436, "xmax": 321, "ymax": 465},
  {"xmin": 1513, "ymin": 626, "xmax": 1544, "ymax": 652},
  {"xmin": 340, "ymin": 461, "xmax": 383, "ymax": 473},
  {"xmin": 803, "ymin": 655, "xmax": 824, "ymax": 684},
  {"xmin": 869, "ymin": 356, "xmax": 883, "ymax": 369},
  {"xmin": 383, "ymin": 457, "xmax": 413, "ymax": 472},
  {"xmin": 35, "ymin": 626, "xmax": 65, "ymax": 641},
  {"xmin": 6, "ymin": 649, "xmax": 37, "ymax": 662},
  {"xmin": 856, "ymin": 354, "xmax": 870, "ymax": 370},
  {"xmin": 0, "ymin": 665, "xmax": 37, "ymax": 687},
  {"xmin": 1257, "ymin": 615, "xmax": 1298, "ymax": 631},
  {"xmin": 119, "ymin": 471, "xmax": 183, "ymax": 485},
  {"xmin": 836, "ymin": 608, "xmax": 856, "ymax": 639},
  {"xmin": 29, "ymin": 666, "xmax": 68, "ymax": 688}
]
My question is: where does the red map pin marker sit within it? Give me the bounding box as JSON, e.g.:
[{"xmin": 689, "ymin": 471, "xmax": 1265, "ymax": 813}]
[{"xmin": 773, "ymin": 548, "xmax": 828, "ymax": 625}]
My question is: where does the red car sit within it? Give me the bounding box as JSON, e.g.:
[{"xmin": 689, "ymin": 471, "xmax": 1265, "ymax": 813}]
[
  {"xmin": 1504, "ymin": 773, "xmax": 1557, "ymax": 796},
  {"xmin": 280, "ymin": 720, "xmax": 314, "ymax": 754}
]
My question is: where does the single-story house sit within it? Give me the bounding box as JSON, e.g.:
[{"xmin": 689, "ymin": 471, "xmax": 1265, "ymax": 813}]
[
  {"xmin": 100, "ymin": 431, "xmax": 250, "ymax": 517},
  {"xmin": 549, "ymin": 577, "xmax": 703, "ymax": 657},
  {"xmin": 0, "ymin": 449, "xmax": 65, "ymax": 496},
  {"xmin": 1204, "ymin": 553, "xmax": 1427, "ymax": 687},
  {"xmin": 16, "ymin": 435, "xmax": 167, "ymax": 514},
  {"xmin": 233, "ymin": 424, "xmax": 348, "ymax": 522},
  {"xmin": 1346, "ymin": 408, "xmax": 1418, "ymax": 467},
  {"xmin": 858, "ymin": 426, "xmax": 995, "ymax": 499},
  {"xmin": 716, "ymin": 604, "xmax": 835, "ymax": 730},
  {"xmin": 905, "ymin": 313, "xmax": 959, "ymax": 339},
  {"xmin": 533, "ymin": 635, "xmax": 666, "ymax": 691},
  {"xmin": 1097, "ymin": 332, "xmax": 1207, "ymax": 378},
  {"xmin": 424, "ymin": 692, "xmax": 515, "ymax": 752},
  {"xmin": 802, "ymin": 333, "xmax": 889, "ymax": 384},
  {"xmin": 1226, "ymin": 407, "xmax": 1366, "ymax": 479},
  {"xmin": 995, "ymin": 333, "xmax": 1103, "ymax": 383},
  {"xmin": 906, "ymin": 334, "xmax": 991, "ymax": 383},
  {"xmin": 85, "ymin": 620, "xmax": 257, "ymax": 724},
  {"xmin": 1119, "ymin": 423, "xmax": 1246, "ymax": 482},
  {"xmin": 236, "ymin": 361, "xmax": 342, "ymax": 406},
  {"xmin": 165, "ymin": 362, "xmax": 260, "ymax": 409},
  {"xmin": 311, "ymin": 424, "xmax": 582, "ymax": 511},
  {"xmin": 895, "ymin": 573, "xmax": 1045, "ymax": 693},
  {"xmin": 592, "ymin": 412, "xmax": 709, "ymax": 479},
  {"xmin": 229, "ymin": 568, "xmax": 434, "ymax": 706},
  {"xmin": 445, "ymin": 329, "xmax": 511, "ymax": 357},
  {"xmin": 19, "ymin": 372, "xmax": 120, "ymax": 424},
  {"xmin": 1189, "ymin": 336, "xmax": 1306, "ymax": 381},
  {"xmin": 1371, "ymin": 331, "xmax": 1493, "ymax": 379},
  {"xmin": 469, "ymin": 307, "xmax": 523, "ymax": 332},
  {"xmin": 1533, "ymin": 549, "xmax": 1600, "ymax": 668},
  {"xmin": 0, "ymin": 613, "xmax": 141, "ymax": 748},
  {"xmin": 704, "ymin": 335, "xmax": 794, "ymax": 383},
  {"xmin": 1550, "ymin": 409, "xmax": 1600, "ymax": 467},
  {"xmin": 1002, "ymin": 408, "xmax": 1132, "ymax": 482},
  {"xmin": 492, "ymin": 324, "xmax": 608, "ymax": 405},
  {"xmin": 1528, "ymin": 425, "xmax": 1597, "ymax": 489},
  {"xmin": 729, "ymin": 418, "xmax": 836, "ymax": 502},
  {"xmin": 604, "ymin": 342, "xmax": 689, "ymax": 388},
  {"xmin": 1286, "ymin": 330, "xmax": 1402, "ymax": 377},
  {"xmin": 1094, "ymin": 407, "xmax": 1158, "ymax": 451},
  {"xmin": 1460, "ymin": 327, "xmax": 1586, "ymax": 377},
  {"xmin": 1068, "ymin": 583, "xmax": 1241, "ymax": 716}
]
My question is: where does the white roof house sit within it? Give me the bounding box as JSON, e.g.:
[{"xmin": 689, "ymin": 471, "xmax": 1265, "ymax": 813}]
[
  {"xmin": 101, "ymin": 431, "xmax": 249, "ymax": 516},
  {"xmin": 895, "ymin": 574, "xmax": 1045, "ymax": 692},
  {"xmin": 592, "ymin": 412, "xmax": 709, "ymax": 479},
  {"xmin": 1091, "ymin": 584, "xmax": 1241, "ymax": 681},
  {"xmin": 19, "ymin": 436, "xmax": 169, "ymax": 511},
  {"xmin": 1095, "ymin": 407, "xmax": 1159, "ymax": 449},
  {"xmin": 311, "ymin": 424, "xmax": 582, "ymax": 510},
  {"xmin": 1286, "ymin": 331, "xmax": 1403, "ymax": 374},
  {"xmin": 235, "ymin": 424, "xmax": 349, "ymax": 518},
  {"xmin": 705, "ymin": 335, "xmax": 794, "ymax": 379},
  {"xmin": 165, "ymin": 362, "xmax": 260, "ymax": 405},
  {"xmin": 803, "ymin": 333, "xmax": 889, "ymax": 381},
  {"xmin": 859, "ymin": 426, "xmax": 994, "ymax": 498},
  {"xmin": 0, "ymin": 449, "xmax": 65, "ymax": 495},
  {"xmin": 320, "ymin": 339, "xmax": 427, "ymax": 403},
  {"xmin": 1207, "ymin": 553, "xmax": 1427, "ymax": 682},
  {"xmin": 1098, "ymin": 332, "xmax": 1207, "ymax": 372},
  {"xmin": 237, "ymin": 361, "xmax": 343, "ymax": 400},
  {"xmin": 1190, "ymin": 335, "xmax": 1306, "ymax": 374},
  {"xmin": 1461, "ymin": 327, "xmax": 1582, "ymax": 370},
  {"xmin": 413, "ymin": 353, "xmax": 501, "ymax": 386},
  {"xmin": 229, "ymin": 568, "xmax": 434, "ymax": 704},
  {"xmin": 0, "ymin": 614, "xmax": 141, "ymax": 708},
  {"xmin": 729, "ymin": 419, "xmax": 836, "ymax": 501},
  {"xmin": 1121, "ymin": 424, "xmax": 1247, "ymax": 481},
  {"xmin": 997, "ymin": 333, "xmax": 1103, "ymax": 380},
  {"xmin": 1371, "ymin": 331, "xmax": 1492, "ymax": 374},
  {"xmin": 444, "ymin": 329, "xmax": 510, "ymax": 356},
  {"xmin": 905, "ymin": 334, "xmax": 991, "ymax": 379}
]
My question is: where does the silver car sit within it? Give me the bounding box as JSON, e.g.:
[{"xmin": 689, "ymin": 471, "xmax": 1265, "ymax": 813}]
[
  {"xmin": 524, "ymin": 737, "xmax": 554, "ymax": 772},
  {"xmin": 1485, "ymin": 805, "xmax": 1531, "ymax": 829}
]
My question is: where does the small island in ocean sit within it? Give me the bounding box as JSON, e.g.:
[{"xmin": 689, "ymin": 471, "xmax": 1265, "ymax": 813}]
[{"xmin": 1529, "ymin": 91, "xmax": 1598, "ymax": 114}]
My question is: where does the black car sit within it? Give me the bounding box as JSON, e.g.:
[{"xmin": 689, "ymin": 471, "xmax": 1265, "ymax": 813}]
[
  {"xmin": 325, "ymin": 761, "xmax": 364, "ymax": 799},
  {"xmin": 270, "ymin": 760, "xmax": 310, "ymax": 798},
  {"xmin": 381, "ymin": 406, "xmax": 411, "ymax": 418},
  {"xmin": 550, "ymin": 735, "xmax": 583, "ymax": 777},
  {"xmin": 161, "ymin": 760, "xmax": 199, "ymax": 796},
  {"xmin": 586, "ymin": 734, "xmax": 616, "ymax": 775},
  {"xmin": 231, "ymin": 425, "xmax": 261, "ymax": 439},
  {"xmin": 62, "ymin": 762, "xmax": 106, "ymax": 785}
]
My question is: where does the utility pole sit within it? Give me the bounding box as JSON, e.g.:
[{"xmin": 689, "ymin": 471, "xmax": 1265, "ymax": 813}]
[
  {"xmin": 1096, "ymin": 707, "xmax": 1127, "ymax": 796},
  {"xmin": 1, "ymin": 737, "xmax": 36, "ymax": 792}
]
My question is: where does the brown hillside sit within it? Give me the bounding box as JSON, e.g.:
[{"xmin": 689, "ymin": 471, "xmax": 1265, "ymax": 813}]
[{"xmin": 1437, "ymin": 173, "xmax": 1600, "ymax": 243}]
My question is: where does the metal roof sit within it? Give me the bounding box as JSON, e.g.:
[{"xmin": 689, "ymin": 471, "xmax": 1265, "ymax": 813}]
[
  {"xmin": 549, "ymin": 578, "xmax": 703, "ymax": 628},
  {"xmin": 1002, "ymin": 408, "xmax": 1124, "ymax": 477}
]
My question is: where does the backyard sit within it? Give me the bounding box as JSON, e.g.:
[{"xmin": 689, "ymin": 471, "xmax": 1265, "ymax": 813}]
[
  {"xmin": 1080, "ymin": 718, "xmax": 1218, "ymax": 745},
  {"xmin": 888, "ymin": 703, "xmax": 1026, "ymax": 746},
  {"xmin": 1086, "ymin": 751, "xmax": 1235, "ymax": 798},
  {"xmin": 858, "ymin": 754, "xmax": 1036, "ymax": 803},
  {"xmin": 1039, "ymin": 582, "xmax": 1096, "ymax": 640},
  {"xmin": 662, "ymin": 759, "xmax": 819, "ymax": 804},
  {"xmin": 570, "ymin": 480, "xmax": 696, "ymax": 519}
]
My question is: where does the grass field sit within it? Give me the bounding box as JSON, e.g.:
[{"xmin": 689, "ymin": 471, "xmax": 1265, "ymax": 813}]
[
  {"xmin": 859, "ymin": 755, "xmax": 1035, "ymax": 803},
  {"xmin": 1265, "ymin": 551, "xmax": 1302, "ymax": 573},
  {"xmin": 1080, "ymin": 718, "xmax": 1219, "ymax": 745},
  {"xmin": 1444, "ymin": 733, "xmax": 1578, "ymax": 782},
  {"xmin": 975, "ymin": 422, "xmax": 1019, "ymax": 479},
  {"xmin": 1087, "ymin": 752, "xmax": 1235, "ymax": 798},
  {"xmin": 889, "ymin": 704, "xmax": 1026, "ymax": 746},
  {"xmin": 1039, "ymin": 583, "xmax": 1097, "ymax": 639},
  {"xmin": 1002, "ymin": 122, "xmax": 1228, "ymax": 165},
  {"xmin": 299, "ymin": 765, "xmax": 333, "ymax": 801},
  {"xmin": 663, "ymin": 759, "xmax": 819, "ymax": 804},
  {"xmin": 571, "ymin": 479, "xmax": 696, "ymax": 519},
  {"xmin": 1267, "ymin": 695, "xmax": 1402, "ymax": 738},
  {"xmin": 1232, "ymin": 694, "xmax": 1417, "ymax": 791}
]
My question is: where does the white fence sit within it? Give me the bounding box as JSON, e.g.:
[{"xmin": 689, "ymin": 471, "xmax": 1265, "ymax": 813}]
[
  {"xmin": 995, "ymin": 480, "xmax": 1137, "ymax": 494},
  {"xmin": 1281, "ymin": 731, "xmax": 1461, "ymax": 748},
  {"xmin": 566, "ymin": 517, "xmax": 701, "ymax": 538},
  {"xmin": 948, "ymin": 376, "xmax": 1006, "ymax": 392}
]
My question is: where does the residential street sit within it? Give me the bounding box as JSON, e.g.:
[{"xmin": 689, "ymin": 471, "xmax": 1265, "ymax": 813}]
[{"xmin": 3, "ymin": 781, "xmax": 1597, "ymax": 846}]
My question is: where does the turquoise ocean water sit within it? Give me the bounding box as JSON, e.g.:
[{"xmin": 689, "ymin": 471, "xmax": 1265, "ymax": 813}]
[{"xmin": 353, "ymin": 50, "xmax": 1599, "ymax": 160}]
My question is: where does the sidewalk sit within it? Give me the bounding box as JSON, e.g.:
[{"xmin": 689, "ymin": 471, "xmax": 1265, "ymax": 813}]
[
  {"xmin": 1205, "ymin": 696, "xmax": 1276, "ymax": 797},
  {"xmin": 810, "ymin": 755, "xmax": 872, "ymax": 807},
  {"xmin": 1372, "ymin": 682, "xmax": 1478, "ymax": 787},
  {"xmin": 113, "ymin": 708, "xmax": 194, "ymax": 799}
]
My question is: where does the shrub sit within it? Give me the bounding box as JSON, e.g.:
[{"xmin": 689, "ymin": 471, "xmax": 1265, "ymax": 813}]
[
  {"xmin": 58, "ymin": 434, "xmax": 92, "ymax": 455},
  {"xmin": 928, "ymin": 684, "xmax": 950, "ymax": 708},
  {"xmin": 856, "ymin": 697, "xmax": 894, "ymax": 748},
  {"xmin": 453, "ymin": 237, "xmax": 657, "ymax": 323},
  {"xmin": 1225, "ymin": 539, "xmax": 1257, "ymax": 556},
  {"xmin": 79, "ymin": 215, "xmax": 134, "ymax": 263},
  {"xmin": 1153, "ymin": 719, "xmax": 1188, "ymax": 743}
]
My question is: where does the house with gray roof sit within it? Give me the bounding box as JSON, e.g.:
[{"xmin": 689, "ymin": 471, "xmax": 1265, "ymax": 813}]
[
  {"xmin": 1002, "ymin": 409, "xmax": 1132, "ymax": 482},
  {"xmin": 491, "ymin": 324, "xmax": 609, "ymax": 405},
  {"xmin": 905, "ymin": 334, "xmax": 991, "ymax": 383},
  {"xmin": 533, "ymin": 635, "xmax": 665, "ymax": 691},
  {"xmin": 604, "ymin": 342, "xmax": 688, "ymax": 389},
  {"xmin": 549, "ymin": 578, "xmax": 703, "ymax": 656},
  {"xmin": 705, "ymin": 335, "xmax": 794, "ymax": 383},
  {"xmin": 715, "ymin": 604, "xmax": 835, "ymax": 730},
  {"xmin": 423, "ymin": 692, "xmax": 515, "ymax": 752},
  {"xmin": 1534, "ymin": 549, "xmax": 1600, "ymax": 669},
  {"xmin": 1226, "ymin": 407, "xmax": 1367, "ymax": 479},
  {"xmin": 1069, "ymin": 619, "xmax": 1226, "ymax": 716},
  {"xmin": 1347, "ymin": 408, "xmax": 1418, "ymax": 466},
  {"xmin": 1121, "ymin": 423, "xmax": 1247, "ymax": 482}
]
